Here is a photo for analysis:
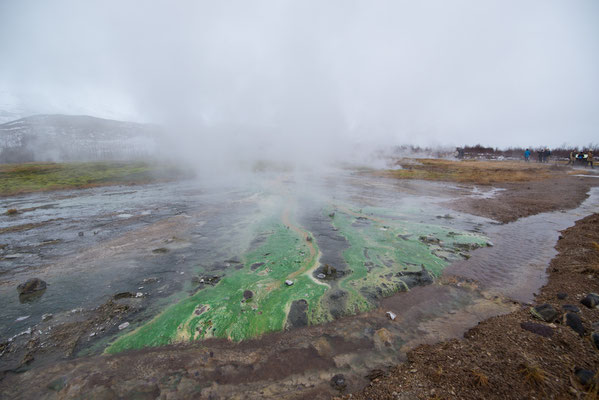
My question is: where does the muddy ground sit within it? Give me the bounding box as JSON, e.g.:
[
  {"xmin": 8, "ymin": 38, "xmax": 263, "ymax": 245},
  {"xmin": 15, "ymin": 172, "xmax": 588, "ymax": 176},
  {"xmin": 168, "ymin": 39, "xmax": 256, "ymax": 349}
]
[{"xmin": 0, "ymin": 162, "xmax": 598, "ymax": 399}]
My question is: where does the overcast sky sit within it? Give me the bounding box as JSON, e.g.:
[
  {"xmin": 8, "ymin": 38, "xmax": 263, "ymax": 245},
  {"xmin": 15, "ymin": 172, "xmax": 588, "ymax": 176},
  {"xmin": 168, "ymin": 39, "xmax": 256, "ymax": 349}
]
[{"xmin": 0, "ymin": 0, "xmax": 598, "ymax": 151}]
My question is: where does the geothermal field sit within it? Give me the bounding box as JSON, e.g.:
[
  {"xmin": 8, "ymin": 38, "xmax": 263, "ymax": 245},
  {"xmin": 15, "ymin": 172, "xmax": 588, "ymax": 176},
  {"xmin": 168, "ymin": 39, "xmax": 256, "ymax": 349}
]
[{"xmin": 1, "ymin": 159, "xmax": 599, "ymax": 398}]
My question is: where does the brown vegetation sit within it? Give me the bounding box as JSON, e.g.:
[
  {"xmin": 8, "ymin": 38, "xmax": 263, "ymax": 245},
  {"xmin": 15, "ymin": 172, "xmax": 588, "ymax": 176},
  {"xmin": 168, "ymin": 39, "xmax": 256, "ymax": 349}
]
[{"xmin": 376, "ymin": 158, "xmax": 569, "ymax": 185}]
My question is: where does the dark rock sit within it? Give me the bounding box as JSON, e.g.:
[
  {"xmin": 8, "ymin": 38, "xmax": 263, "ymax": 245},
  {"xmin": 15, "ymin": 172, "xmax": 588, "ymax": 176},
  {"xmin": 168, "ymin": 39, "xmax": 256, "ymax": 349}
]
[
  {"xmin": 323, "ymin": 264, "xmax": 337, "ymax": 276},
  {"xmin": 581, "ymin": 293, "xmax": 599, "ymax": 309},
  {"xmin": 530, "ymin": 304, "xmax": 559, "ymax": 322},
  {"xmin": 16, "ymin": 278, "xmax": 47, "ymax": 295},
  {"xmin": 564, "ymin": 313, "xmax": 585, "ymax": 336},
  {"xmin": 250, "ymin": 262, "xmax": 265, "ymax": 271},
  {"xmin": 243, "ymin": 290, "xmax": 253, "ymax": 300},
  {"xmin": 399, "ymin": 266, "xmax": 434, "ymax": 289},
  {"xmin": 113, "ymin": 292, "xmax": 135, "ymax": 300},
  {"xmin": 366, "ymin": 369, "xmax": 385, "ymax": 381},
  {"xmin": 330, "ymin": 374, "xmax": 347, "ymax": 390},
  {"xmin": 47, "ymin": 377, "xmax": 67, "ymax": 391},
  {"xmin": 557, "ymin": 292, "xmax": 568, "ymax": 300},
  {"xmin": 152, "ymin": 247, "xmax": 169, "ymax": 254},
  {"xmin": 562, "ymin": 304, "xmax": 580, "ymax": 313},
  {"xmin": 78, "ymin": 231, "xmax": 84, "ymax": 237},
  {"xmin": 329, "ymin": 212, "xmax": 335, "ymax": 218},
  {"xmin": 520, "ymin": 322, "xmax": 554, "ymax": 338},
  {"xmin": 575, "ymin": 368, "xmax": 597, "ymax": 388},
  {"xmin": 591, "ymin": 332, "xmax": 599, "ymax": 350},
  {"xmin": 306, "ymin": 236, "xmax": 313, "ymax": 242}
]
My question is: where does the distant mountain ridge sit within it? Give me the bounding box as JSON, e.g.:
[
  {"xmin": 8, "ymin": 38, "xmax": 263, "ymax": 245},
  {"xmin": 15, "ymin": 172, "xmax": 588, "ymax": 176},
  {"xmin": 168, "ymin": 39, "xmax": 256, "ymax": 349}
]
[{"xmin": 0, "ymin": 114, "xmax": 161, "ymax": 163}]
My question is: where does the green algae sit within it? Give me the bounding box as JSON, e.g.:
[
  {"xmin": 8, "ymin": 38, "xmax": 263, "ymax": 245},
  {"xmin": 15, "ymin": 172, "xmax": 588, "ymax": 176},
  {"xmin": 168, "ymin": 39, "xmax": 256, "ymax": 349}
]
[
  {"xmin": 107, "ymin": 201, "xmax": 489, "ymax": 353},
  {"xmin": 107, "ymin": 216, "xmax": 327, "ymax": 353},
  {"xmin": 325, "ymin": 205, "xmax": 489, "ymax": 310}
]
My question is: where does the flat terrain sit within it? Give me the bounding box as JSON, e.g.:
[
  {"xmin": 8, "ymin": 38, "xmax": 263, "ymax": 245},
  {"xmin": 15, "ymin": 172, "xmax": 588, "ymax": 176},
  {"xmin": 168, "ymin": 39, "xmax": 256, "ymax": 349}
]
[
  {"xmin": 0, "ymin": 161, "xmax": 188, "ymax": 197},
  {"xmin": 0, "ymin": 158, "xmax": 598, "ymax": 399}
]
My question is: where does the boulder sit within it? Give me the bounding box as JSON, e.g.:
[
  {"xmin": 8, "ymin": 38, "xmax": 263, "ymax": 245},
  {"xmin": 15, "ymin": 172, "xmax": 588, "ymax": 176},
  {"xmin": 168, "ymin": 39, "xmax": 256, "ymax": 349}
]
[
  {"xmin": 563, "ymin": 313, "xmax": 585, "ymax": 336},
  {"xmin": 562, "ymin": 304, "xmax": 580, "ymax": 313},
  {"xmin": 530, "ymin": 304, "xmax": 558, "ymax": 322},
  {"xmin": 592, "ymin": 332, "xmax": 599, "ymax": 351},
  {"xmin": 581, "ymin": 293, "xmax": 599, "ymax": 309},
  {"xmin": 17, "ymin": 278, "xmax": 47, "ymax": 295},
  {"xmin": 575, "ymin": 368, "xmax": 597, "ymax": 389},
  {"xmin": 520, "ymin": 322, "xmax": 554, "ymax": 337},
  {"xmin": 557, "ymin": 292, "xmax": 568, "ymax": 300},
  {"xmin": 243, "ymin": 290, "xmax": 253, "ymax": 300}
]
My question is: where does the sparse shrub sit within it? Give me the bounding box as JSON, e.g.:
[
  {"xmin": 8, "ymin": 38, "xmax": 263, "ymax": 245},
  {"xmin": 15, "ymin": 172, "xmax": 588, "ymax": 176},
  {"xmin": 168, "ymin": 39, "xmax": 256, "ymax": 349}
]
[
  {"xmin": 5, "ymin": 208, "xmax": 18, "ymax": 215},
  {"xmin": 471, "ymin": 369, "xmax": 489, "ymax": 387},
  {"xmin": 519, "ymin": 362, "xmax": 546, "ymax": 386}
]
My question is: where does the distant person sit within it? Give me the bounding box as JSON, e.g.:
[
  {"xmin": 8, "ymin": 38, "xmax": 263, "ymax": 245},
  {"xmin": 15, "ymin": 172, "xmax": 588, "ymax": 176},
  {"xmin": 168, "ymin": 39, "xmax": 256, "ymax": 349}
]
[
  {"xmin": 524, "ymin": 149, "xmax": 531, "ymax": 162},
  {"xmin": 567, "ymin": 151, "xmax": 576, "ymax": 165},
  {"xmin": 537, "ymin": 150, "xmax": 543, "ymax": 163},
  {"xmin": 588, "ymin": 151, "xmax": 594, "ymax": 168},
  {"xmin": 456, "ymin": 147, "xmax": 464, "ymax": 159},
  {"xmin": 544, "ymin": 149, "xmax": 551, "ymax": 163}
]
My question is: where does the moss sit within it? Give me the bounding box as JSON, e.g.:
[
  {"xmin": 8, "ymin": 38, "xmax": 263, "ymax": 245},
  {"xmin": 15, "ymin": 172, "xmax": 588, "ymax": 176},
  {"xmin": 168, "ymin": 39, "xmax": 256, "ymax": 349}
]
[{"xmin": 0, "ymin": 161, "xmax": 189, "ymax": 196}]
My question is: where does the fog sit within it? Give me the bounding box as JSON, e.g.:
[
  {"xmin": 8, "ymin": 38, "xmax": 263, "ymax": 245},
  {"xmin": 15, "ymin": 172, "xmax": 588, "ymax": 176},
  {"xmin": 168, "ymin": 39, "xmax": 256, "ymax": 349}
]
[{"xmin": 1, "ymin": 0, "xmax": 598, "ymax": 169}]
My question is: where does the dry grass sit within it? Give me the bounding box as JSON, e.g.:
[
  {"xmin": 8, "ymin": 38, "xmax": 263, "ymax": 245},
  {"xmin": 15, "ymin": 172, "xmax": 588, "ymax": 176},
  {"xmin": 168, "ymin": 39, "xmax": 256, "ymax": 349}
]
[
  {"xmin": 375, "ymin": 159, "xmax": 567, "ymax": 185},
  {"xmin": 471, "ymin": 369, "xmax": 489, "ymax": 387},
  {"xmin": 519, "ymin": 362, "xmax": 546, "ymax": 387}
]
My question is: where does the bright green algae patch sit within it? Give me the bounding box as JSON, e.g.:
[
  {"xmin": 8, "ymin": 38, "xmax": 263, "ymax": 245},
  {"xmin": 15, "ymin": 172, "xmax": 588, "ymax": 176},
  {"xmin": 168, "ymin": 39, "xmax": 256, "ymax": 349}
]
[
  {"xmin": 328, "ymin": 206, "xmax": 489, "ymax": 308},
  {"xmin": 107, "ymin": 218, "xmax": 328, "ymax": 353},
  {"xmin": 107, "ymin": 204, "xmax": 490, "ymax": 353}
]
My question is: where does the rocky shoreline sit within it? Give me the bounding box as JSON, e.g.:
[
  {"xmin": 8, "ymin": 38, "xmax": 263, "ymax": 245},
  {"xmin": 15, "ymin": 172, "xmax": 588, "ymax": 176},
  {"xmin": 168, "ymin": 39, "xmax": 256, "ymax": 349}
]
[{"xmin": 342, "ymin": 212, "xmax": 599, "ymax": 399}]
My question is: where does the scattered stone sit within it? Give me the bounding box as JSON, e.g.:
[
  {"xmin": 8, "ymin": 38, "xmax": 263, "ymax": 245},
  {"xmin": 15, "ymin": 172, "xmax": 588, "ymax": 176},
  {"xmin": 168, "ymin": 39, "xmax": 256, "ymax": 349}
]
[
  {"xmin": 41, "ymin": 313, "xmax": 53, "ymax": 322},
  {"xmin": 557, "ymin": 292, "xmax": 568, "ymax": 300},
  {"xmin": 285, "ymin": 280, "xmax": 294, "ymax": 286},
  {"xmin": 250, "ymin": 262, "xmax": 265, "ymax": 271},
  {"xmin": 330, "ymin": 374, "xmax": 347, "ymax": 390},
  {"xmin": 323, "ymin": 264, "xmax": 337, "ymax": 276},
  {"xmin": 317, "ymin": 273, "xmax": 326, "ymax": 279},
  {"xmin": 581, "ymin": 293, "xmax": 599, "ymax": 309},
  {"xmin": 591, "ymin": 332, "xmax": 599, "ymax": 350},
  {"xmin": 562, "ymin": 304, "xmax": 580, "ymax": 313},
  {"xmin": 520, "ymin": 322, "xmax": 554, "ymax": 337},
  {"xmin": 329, "ymin": 212, "xmax": 335, "ymax": 218},
  {"xmin": 47, "ymin": 377, "xmax": 67, "ymax": 392},
  {"xmin": 243, "ymin": 290, "xmax": 254, "ymax": 300},
  {"xmin": 530, "ymin": 304, "xmax": 559, "ymax": 322},
  {"xmin": 574, "ymin": 367, "xmax": 597, "ymax": 389},
  {"xmin": 142, "ymin": 277, "xmax": 158, "ymax": 284},
  {"xmin": 306, "ymin": 236, "xmax": 312, "ymax": 242},
  {"xmin": 135, "ymin": 292, "xmax": 144, "ymax": 298},
  {"xmin": 78, "ymin": 231, "xmax": 84, "ymax": 237},
  {"xmin": 118, "ymin": 322, "xmax": 130, "ymax": 330},
  {"xmin": 366, "ymin": 369, "xmax": 385, "ymax": 381},
  {"xmin": 17, "ymin": 278, "xmax": 47, "ymax": 295},
  {"xmin": 152, "ymin": 247, "xmax": 169, "ymax": 254},
  {"xmin": 192, "ymin": 275, "xmax": 221, "ymax": 285},
  {"xmin": 564, "ymin": 313, "xmax": 585, "ymax": 336},
  {"xmin": 386, "ymin": 311, "xmax": 397, "ymax": 321},
  {"xmin": 15, "ymin": 315, "xmax": 30, "ymax": 322},
  {"xmin": 113, "ymin": 292, "xmax": 135, "ymax": 300}
]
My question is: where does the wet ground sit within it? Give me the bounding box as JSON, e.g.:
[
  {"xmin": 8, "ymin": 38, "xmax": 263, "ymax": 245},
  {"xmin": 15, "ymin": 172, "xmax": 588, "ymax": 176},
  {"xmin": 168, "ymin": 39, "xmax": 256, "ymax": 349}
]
[{"xmin": 1, "ymin": 167, "xmax": 598, "ymax": 398}]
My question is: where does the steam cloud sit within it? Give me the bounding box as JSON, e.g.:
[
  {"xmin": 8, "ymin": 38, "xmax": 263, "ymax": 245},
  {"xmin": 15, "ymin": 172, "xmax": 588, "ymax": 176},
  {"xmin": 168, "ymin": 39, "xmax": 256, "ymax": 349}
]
[{"xmin": 1, "ymin": 0, "xmax": 598, "ymax": 168}]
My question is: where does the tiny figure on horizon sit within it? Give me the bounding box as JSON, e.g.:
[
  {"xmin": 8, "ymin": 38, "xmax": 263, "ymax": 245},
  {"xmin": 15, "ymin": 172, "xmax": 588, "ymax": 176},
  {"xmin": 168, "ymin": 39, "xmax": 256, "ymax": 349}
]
[
  {"xmin": 524, "ymin": 148, "xmax": 531, "ymax": 162},
  {"xmin": 456, "ymin": 147, "xmax": 464, "ymax": 159},
  {"xmin": 537, "ymin": 149, "xmax": 543, "ymax": 163},
  {"xmin": 543, "ymin": 148, "xmax": 551, "ymax": 163}
]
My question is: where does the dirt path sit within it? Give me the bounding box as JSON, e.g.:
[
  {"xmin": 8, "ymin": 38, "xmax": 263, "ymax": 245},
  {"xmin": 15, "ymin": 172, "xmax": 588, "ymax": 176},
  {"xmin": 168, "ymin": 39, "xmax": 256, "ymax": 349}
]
[{"xmin": 341, "ymin": 213, "xmax": 599, "ymax": 399}]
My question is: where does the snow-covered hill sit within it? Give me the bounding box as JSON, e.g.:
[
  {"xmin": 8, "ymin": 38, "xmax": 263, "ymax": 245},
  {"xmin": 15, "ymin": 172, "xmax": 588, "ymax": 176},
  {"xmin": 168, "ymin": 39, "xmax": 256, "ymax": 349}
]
[{"xmin": 0, "ymin": 114, "xmax": 160, "ymax": 163}]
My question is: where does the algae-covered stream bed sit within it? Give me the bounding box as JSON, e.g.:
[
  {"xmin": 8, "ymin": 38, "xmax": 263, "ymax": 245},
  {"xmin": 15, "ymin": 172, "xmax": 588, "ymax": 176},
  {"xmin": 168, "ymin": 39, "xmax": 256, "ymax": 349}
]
[{"xmin": 2, "ymin": 170, "xmax": 597, "ymax": 398}]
